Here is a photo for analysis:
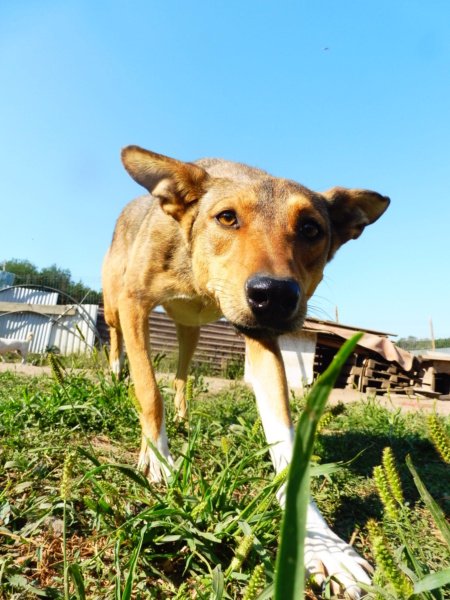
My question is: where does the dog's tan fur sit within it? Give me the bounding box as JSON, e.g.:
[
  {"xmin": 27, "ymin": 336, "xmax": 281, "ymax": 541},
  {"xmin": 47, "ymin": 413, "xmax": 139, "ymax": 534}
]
[{"xmin": 102, "ymin": 145, "xmax": 389, "ymax": 594}]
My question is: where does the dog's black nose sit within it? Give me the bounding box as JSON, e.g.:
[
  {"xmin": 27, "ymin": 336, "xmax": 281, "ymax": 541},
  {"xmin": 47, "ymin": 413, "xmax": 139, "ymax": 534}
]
[{"xmin": 245, "ymin": 275, "xmax": 300, "ymax": 321}]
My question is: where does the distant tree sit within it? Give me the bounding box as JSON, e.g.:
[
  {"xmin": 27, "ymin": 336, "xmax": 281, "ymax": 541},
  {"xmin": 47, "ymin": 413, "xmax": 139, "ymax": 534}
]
[
  {"xmin": 5, "ymin": 258, "xmax": 39, "ymax": 278},
  {"xmin": 4, "ymin": 258, "xmax": 102, "ymax": 304},
  {"xmin": 397, "ymin": 336, "xmax": 450, "ymax": 351},
  {"xmin": 40, "ymin": 264, "xmax": 71, "ymax": 281}
]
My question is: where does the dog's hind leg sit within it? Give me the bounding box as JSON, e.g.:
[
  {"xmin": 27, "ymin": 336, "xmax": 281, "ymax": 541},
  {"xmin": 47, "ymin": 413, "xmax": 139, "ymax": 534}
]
[
  {"xmin": 109, "ymin": 327, "xmax": 125, "ymax": 378},
  {"xmin": 104, "ymin": 303, "xmax": 125, "ymax": 378},
  {"xmin": 173, "ymin": 322, "xmax": 200, "ymax": 420},
  {"xmin": 119, "ymin": 293, "xmax": 174, "ymax": 482}
]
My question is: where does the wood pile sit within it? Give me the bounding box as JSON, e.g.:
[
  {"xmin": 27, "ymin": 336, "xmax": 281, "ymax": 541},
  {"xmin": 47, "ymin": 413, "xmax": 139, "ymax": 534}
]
[{"xmin": 339, "ymin": 355, "xmax": 424, "ymax": 394}]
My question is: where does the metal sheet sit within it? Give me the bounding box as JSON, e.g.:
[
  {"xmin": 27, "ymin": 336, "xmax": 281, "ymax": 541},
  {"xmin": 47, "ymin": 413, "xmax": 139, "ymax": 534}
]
[
  {"xmin": 0, "ymin": 288, "xmax": 98, "ymax": 355},
  {"xmin": 0, "ymin": 288, "xmax": 58, "ymax": 352},
  {"xmin": 48, "ymin": 305, "xmax": 98, "ymax": 354},
  {"xmin": 0, "ymin": 287, "xmax": 57, "ymax": 304}
]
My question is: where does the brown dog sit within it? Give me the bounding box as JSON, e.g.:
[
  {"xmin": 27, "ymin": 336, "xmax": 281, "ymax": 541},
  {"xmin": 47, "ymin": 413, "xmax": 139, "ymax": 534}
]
[{"xmin": 102, "ymin": 146, "xmax": 389, "ymax": 596}]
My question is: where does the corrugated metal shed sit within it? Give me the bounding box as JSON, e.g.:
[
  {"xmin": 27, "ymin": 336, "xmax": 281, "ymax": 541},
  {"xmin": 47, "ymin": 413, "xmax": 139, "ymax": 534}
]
[
  {"xmin": 48, "ymin": 305, "xmax": 98, "ymax": 354},
  {"xmin": 0, "ymin": 287, "xmax": 99, "ymax": 354},
  {"xmin": 0, "ymin": 288, "xmax": 58, "ymax": 352},
  {"xmin": 0, "ymin": 286, "xmax": 58, "ymax": 304}
]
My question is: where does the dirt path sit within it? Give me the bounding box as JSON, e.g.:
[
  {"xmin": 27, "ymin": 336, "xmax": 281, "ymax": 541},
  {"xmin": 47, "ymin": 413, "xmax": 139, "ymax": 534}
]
[{"xmin": 1, "ymin": 362, "xmax": 449, "ymax": 416}]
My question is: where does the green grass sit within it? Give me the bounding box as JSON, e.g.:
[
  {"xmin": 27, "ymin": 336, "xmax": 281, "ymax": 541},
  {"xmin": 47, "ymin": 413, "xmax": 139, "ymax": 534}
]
[
  {"xmin": 0, "ymin": 366, "xmax": 448, "ymax": 599},
  {"xmin": 8, "ymin": 349, "xmax": 245, "ymax": 380}
]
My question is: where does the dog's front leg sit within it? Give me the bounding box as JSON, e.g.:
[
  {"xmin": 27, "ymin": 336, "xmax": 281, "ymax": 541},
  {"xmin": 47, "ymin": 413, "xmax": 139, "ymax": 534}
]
[
  {"xmin": 245, "ymin": 336, "xmax": 371, "ymax": 598},
  {"xmin": 119, "ymin": 293, "xmax": 174, "ymax": 482},
  {"xmin": 245, "ymin": 337, "xmax": 294, "ymax": 484}
]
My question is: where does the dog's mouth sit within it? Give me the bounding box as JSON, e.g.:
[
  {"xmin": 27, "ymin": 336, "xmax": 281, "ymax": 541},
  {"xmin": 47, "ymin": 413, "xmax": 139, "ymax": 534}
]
[{"xmin": 232, "ymin": 315, "xmax": 305, "ymax": 340}]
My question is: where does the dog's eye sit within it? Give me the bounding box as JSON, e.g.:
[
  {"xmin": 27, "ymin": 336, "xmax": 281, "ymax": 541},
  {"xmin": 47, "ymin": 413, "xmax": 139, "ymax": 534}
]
[
  {"xmin": 298, "ymin": 220, "xmax": 322, "ymax": 240},
  {"xmin": 216, "ymin": 210, "xmax": 238, "ymax": 228}
]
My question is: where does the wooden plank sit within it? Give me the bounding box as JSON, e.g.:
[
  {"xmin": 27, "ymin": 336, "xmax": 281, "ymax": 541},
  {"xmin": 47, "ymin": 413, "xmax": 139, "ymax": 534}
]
[
  {"xmin": 366, "ymin": 358, "xmax": 389, "ymax": 370},
  {"xmin": 349, "ymin": 366, "xmax": 362, "ymax": 376},
  {"xmin": 0, "ymin": 301, "xmax": 76, "ymax": 316},
  {"xmin": 365, "ymin": 368, "xmax": 389, "ymax": 379},
  {"xmin": 389, "ymin": 374, "xmax": 412, "ymax": 384},
  {"xmin": 413, "ymin": 387, "xmax": 441, "ymax": 399}
]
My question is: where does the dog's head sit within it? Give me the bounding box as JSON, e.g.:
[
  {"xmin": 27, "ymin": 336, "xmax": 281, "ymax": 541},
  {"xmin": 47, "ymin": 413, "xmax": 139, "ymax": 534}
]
[{"xmin": 122, "ymin": 146, "xmax": 389, "ymax": 338}]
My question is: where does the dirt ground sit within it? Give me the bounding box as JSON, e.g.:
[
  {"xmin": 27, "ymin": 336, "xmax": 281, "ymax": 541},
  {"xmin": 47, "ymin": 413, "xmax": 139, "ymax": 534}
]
[{"xmin": 1, "ymin": 361, "xmax": 449, "ymax": 416}]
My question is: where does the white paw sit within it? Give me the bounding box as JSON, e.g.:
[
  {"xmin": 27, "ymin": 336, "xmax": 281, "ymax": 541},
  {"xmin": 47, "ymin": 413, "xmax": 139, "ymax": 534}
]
[
  {"xmin": 138, "ymin": 427, "xmax": 174, "ymax": 483},
  {"xmin": 111, "ymin": 357, "xmax": 124, "ymax": 378},
  {"xmin": 305, "ymin": 501, "xmax": 372, "ymax": 598}
]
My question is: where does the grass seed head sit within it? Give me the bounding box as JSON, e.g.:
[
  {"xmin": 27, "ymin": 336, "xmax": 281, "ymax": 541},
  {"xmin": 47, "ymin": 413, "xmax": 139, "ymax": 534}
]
[
  {"xmin": 191, "ymin": 500, "xmax": 208, "ymax": 519},
  {"xmin": 49, "ymin": 354, "xmax": 65, "ymax": 386},
  {"xmin": 367, "ymin": 519, "xmax": 413, "ymax": 597},
  {"xmin": 168, "ymin": 488, "xmax": 185, "ymax": 510},
  {"xmin": 251, "ymin": 417, "xmax": 262, "ymax": 437},
  {"xmin": 128, "ymin": 384, "xmax": 142, "ymax": 413},
  {"xmin": 373, "ymin": 465, "xmax": 400, "ymax": 521},
  {"xmin": 228, "ymin": 534, "xmax": 255, "ymax": 574},
  {"xmin": 60, "ymin": 452, "xmax": 75, "ymax": 500},
  {"xmin": 185, "ymin": 376, "xmax": 194, "ymax": 405},
  {"xmin": 427, "ymin": 414, "xmax": 450, "ymax": 464},
  {"xmin": 243, "ymin": 563, "xmax": 266, "ymax": 600},
  {"xmin": 74, "ymin": 323, "xmax": 86, "ymax": 342},
  {"xmin": 221, "ymin": 436, "xmax": 231, "ymax": 455},
  {"xmin": 382, "ymin": 447, "xmax": 404, "ymax": 505},
  {"xmin": 99, "ymin": 481, "xmax": 119, "ymax": 500},
  {"xmin": 317, "ymin": 411, "xmax": 334, "ymax": 433},
  {"xmin": 272, "ymin": 465, "xmax": 289, "ymax": 487}
]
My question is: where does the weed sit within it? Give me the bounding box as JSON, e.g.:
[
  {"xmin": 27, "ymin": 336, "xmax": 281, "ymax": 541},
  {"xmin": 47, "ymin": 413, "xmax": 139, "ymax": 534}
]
[{"xmin": 0, "ymin": 358, "xmax": 448, "ymax": 599}]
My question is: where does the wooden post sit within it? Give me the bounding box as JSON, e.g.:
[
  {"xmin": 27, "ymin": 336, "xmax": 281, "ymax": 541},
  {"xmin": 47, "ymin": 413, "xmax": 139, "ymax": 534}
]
[
  {"xmin": 335, "ymin": 306, "xmax": 339, "ymax": 323},
  {"xmin": 430, "ymin": 317, "xmax": 435, "ymax": 351}
]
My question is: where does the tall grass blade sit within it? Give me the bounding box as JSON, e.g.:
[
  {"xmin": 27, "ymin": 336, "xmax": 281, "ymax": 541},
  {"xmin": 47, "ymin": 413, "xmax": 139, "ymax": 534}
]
[
  {"xmin": 122, "ymin": 527, "xmax": 145, "ymax": 600},
  {"xmin": 274, "ymin": 333, "xmax": 363, "ymax": 600},
  {"xmin": 114, "ymin": 537, "xmax": 122, "ymax": 600},
  {"xmin": 255, "ymin": 582, "xmax": 275, "ymax": 599},
  {"xmin": 211, "ymin": 564, "xmax": 224, "ymax": 599},
  {"xmin": 406, "ymin": 455, "xmax": 450, "ymax": 547},
  {"xmin": 77, "ymin": 445, "xmax": 101, "ymax": 467},
  {"xmin": 67, "ymin": 563, "xmax": 86, "ymax": 600},
  {"xmin": 414, "ymin": 569, "xmax": 450, "ymax": 594}
]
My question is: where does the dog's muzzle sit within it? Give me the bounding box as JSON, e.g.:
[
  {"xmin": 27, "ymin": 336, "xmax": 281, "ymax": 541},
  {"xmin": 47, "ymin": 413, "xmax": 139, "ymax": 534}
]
[{"xmin": 245, "ymin": 274, "xmax": 300, "ymax": 323}]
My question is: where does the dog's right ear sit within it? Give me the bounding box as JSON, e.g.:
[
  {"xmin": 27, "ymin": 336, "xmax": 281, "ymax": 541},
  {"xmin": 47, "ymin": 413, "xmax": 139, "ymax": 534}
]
[{"xmin": 121, "ymin": 145, "xmax": 210, "ymax": 221}]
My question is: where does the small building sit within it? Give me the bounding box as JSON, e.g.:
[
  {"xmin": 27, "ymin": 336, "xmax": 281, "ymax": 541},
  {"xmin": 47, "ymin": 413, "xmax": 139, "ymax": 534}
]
[{"xmin": 0, "ymin": 286, "xmax": 99, "ymax": 355}]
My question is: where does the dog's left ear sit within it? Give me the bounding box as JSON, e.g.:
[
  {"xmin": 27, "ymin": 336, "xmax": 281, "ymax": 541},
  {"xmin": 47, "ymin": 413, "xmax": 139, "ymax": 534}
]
[
  {"xmin": 322, "ymin": 187, "xmax": 390, "ymax": 259},
  {"xmin": 121, "ymin": 145, "xmax": 211, "ymax": 221}
]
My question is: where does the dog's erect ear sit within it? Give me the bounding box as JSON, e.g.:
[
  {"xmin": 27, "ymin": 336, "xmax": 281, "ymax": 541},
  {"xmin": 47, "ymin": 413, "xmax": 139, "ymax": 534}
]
[
  {"xmin": 121, "ymin": 145, "xmax": 211, "ymax": 221},
  {"xmin": 322, "ymin": 186, "xmax": 390, "ymax": 259}
]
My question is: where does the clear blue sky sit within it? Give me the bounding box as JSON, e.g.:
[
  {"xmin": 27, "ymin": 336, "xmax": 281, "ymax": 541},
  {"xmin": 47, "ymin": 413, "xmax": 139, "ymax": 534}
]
[{"xmin": 1, "ymin": 1, "xmax": 449, "ymax": 339}]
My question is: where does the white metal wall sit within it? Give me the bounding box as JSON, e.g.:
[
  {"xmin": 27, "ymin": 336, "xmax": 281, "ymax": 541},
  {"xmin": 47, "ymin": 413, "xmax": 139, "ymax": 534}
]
[
  {"xmin": 0, "ymin": 287, "xmax": 98, "ymax": 355},
  {"xmin": 47, "ymin": 305, "xmax": 98, "ymax": 354},
  {"xmin": 0, "ymin": 288, "xmax": 58, "ymax": 353}
]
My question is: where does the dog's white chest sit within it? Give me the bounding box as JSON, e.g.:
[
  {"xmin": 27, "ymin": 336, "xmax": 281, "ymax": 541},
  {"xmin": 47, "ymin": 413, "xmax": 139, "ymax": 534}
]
[{"xmin": 163, "ymin": 297, "xmax": 222, "ymax": 326}]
